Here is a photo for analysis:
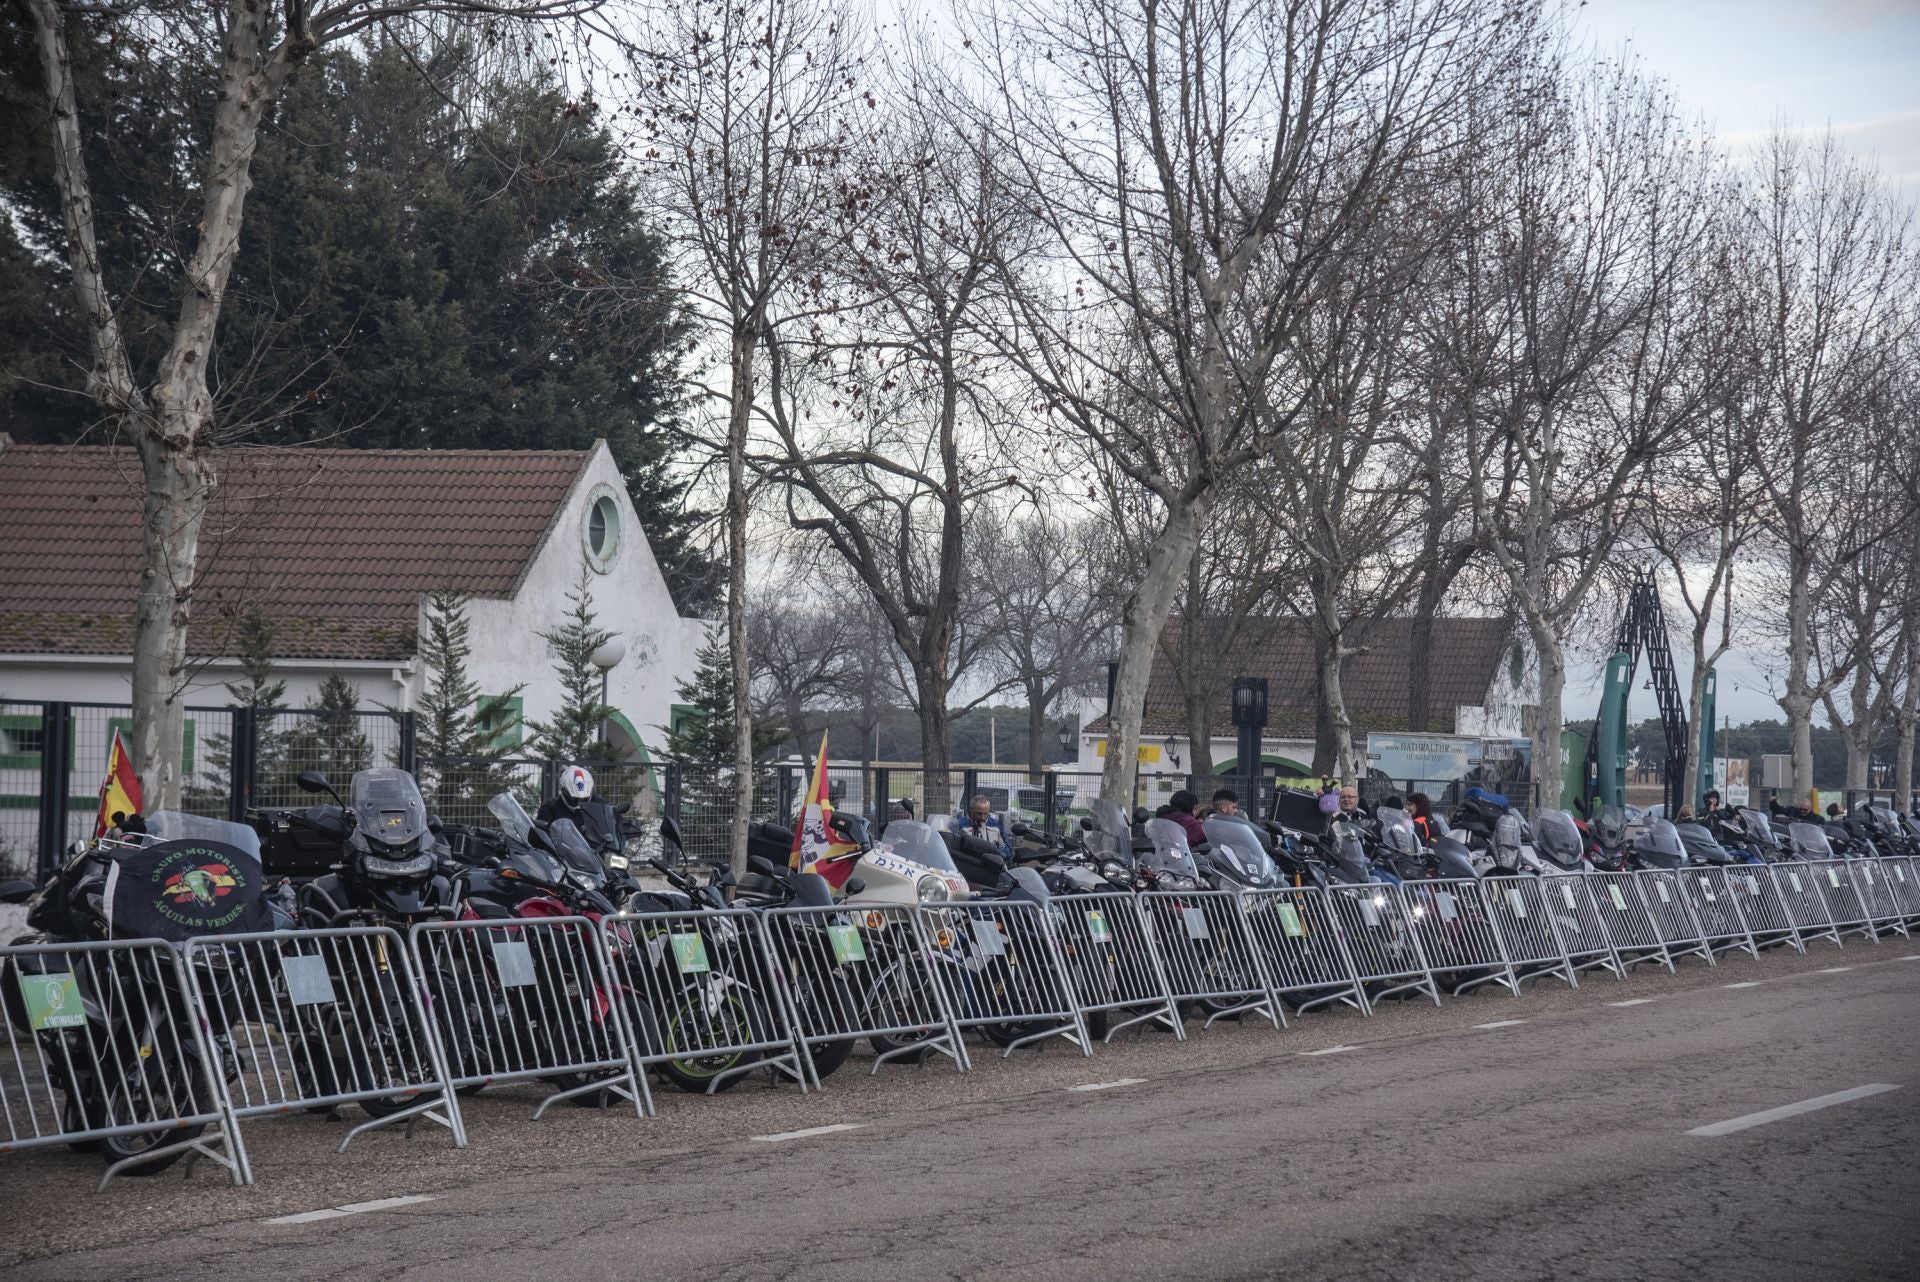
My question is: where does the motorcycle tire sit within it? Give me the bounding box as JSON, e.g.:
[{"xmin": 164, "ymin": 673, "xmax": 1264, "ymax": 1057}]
[
  {"xmin": 658, "ymin": 985, "xmax": 772, "ymax": 1094},
  {"xmin": 547, "ymin": 993, "xmax": 662, "ymax": 1108},
  {"xmin": 100, "ymin": 1122, "xmax": 206, "ymax": 1175},
  {"xmin": 792, "ymin": 973, "xmax": 858, "ymax": 1081},
  {"xmin": 92, "ymin": 1048, "xmax": 208, "ymax": 1176}
]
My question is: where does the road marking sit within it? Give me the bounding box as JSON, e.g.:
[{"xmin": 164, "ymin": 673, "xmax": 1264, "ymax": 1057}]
[
  {"xmin": 1067, "ymin": 1078, "xmax": 1146, "ymax": 1092},
  {"xmin": 1723, "ymin": 981, "xmax": 1763, "ymax": 988},
  {"xmin": 1609, "ymin": 998, "xmax": 1656, "ymax": 1007},
  {"xmin": 1298, "ymin": 1044, "xmax": 1359, "ymax": 1057},
  {"xmin": 1474, "ymin": 1019, "xmax": 1527, "ymax": 1029},
  {"xmin": 1686, "ymin": 1084, "xmax": 1901, "ymax": 1138},
  {"xmin": 1903, "ymin": 955, "xmax": 1920, "ymax": 961},
  {"xmin": 266, "ymin": 1195, "xmax": 440, "ymax": 1225},
  {"xmin": 751, "ymin": 1123, "xmax": 865, "ymax": 1143},
  {"xmin": 1819, "ymin": 966, "xmax": 1854, "ymax": 973}
]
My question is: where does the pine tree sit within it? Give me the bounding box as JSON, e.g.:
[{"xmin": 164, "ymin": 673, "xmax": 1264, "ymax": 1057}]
[
  {"xmin": 415, "ymin": 591, "xmax": 527, "ymax": 814},
  {"xmin": 191, "ymin": 606, "xmax": 288, "ymax": 809},
  {"xmin": 287, "ymin": 674, "xmax": 373, "ymax": 785},
  {"xmin": 526, "ymin": 565, "xmax": 626, "ymax": 764},
  {"xmin": 663, "ymin": 626, "xmax": 785, "ymax": 821}
]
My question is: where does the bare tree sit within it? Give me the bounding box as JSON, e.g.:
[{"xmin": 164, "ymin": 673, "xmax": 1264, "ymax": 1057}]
[
  {"xmin": 746, "ymin": 576, "xmax": 853, "ymax": 756},
  {"xmin": 970, "ymin": 0, "xmax": 1518, "ymax": 805},
  {"xmin": 1460, "ymin": 54, "xmax": 1723, "ymax": 810},
  {"xmin": 629, "ymin": 0, "xmax": 863, "ymax": 874},
  {"xmin": 1740, "ymin": 129, "xmax": 1918, "ymax": 800},
  {"xmin": 21, "ymin": 0, "xmax": 598, "ymax": 805}
]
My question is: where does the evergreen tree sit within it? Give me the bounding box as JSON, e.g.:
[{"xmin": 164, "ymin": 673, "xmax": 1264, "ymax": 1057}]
[
  {"xmin": 415, "ymin": 591, "xmax": 526, "ymax": 813},
  {"xmin": 287, "ymin": 674, "xmax": 373, "ymax": 784},
  {"xmin": 526, "ymin": 566, "xmax": 626, "ymax": 764},
  {"xmin": 664, "ymin": 627, "xmax": 787, "ymax": 764},
  {"xmin": 189, "ymin": 606, "xmax": 288, "ymax": 809}
]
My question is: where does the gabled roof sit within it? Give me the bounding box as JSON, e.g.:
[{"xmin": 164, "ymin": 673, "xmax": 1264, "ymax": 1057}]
[
  {"xmin": 0, "ymin": 439, "xmax": 590, "ymax": 660},
  {"xmin": 1085, "ymin": 615, "xmax": 1518, "ymax": 739}
]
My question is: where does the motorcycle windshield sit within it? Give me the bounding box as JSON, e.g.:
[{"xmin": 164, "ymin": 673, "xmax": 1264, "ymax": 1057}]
[
  {"xmin": 1327, "ymin": 819, "xmax": 1373, "ymax": 882},
  {"xmin": 1432, "ymin": 835, "xmax": 1478, "ymax": 879},
  {"xmin": 1202, "ymin": 815, "xmax": 1274, "ymax": 881},
  {"xmin": 547, "ymin": 818, "xmax": 602, "ymax": 876},
  {"xmin": 488, "ymin": 792, "xmax": 536, "ymax": 845},
  {"xmin": 1375, "ymin": 807, "xmax": 1420, "ymax": 857},
  {"xmin": 1494, "ymin": 812, "xmax": 1524, "ymax": 852},
  {"xmin": 1595, "ymin": 804, "xmax": 1628, "ymax": 845},
  {"xmin": 1532, "ymin": 809, "xmax": 1583, "ymax": 862},
  {"xmin": 1675, "ymin": 822, "xmax": 1729, "ymax": 863},
  {"xmin": 352, "ymin": 768, "xmax": 429, "ymax": 849},
  {"xmin": 1087, "ymin": 798, "xmax": 1132, "ymax": 858},
  {"xmin": 1143, "ymin": 818, "xmax": 1200, "ymax": 879},
  {"xmin": 1739, "ymin": 809, "xmax": 1778, "ymax": 849},
  {"xmin": 876, "ymin": 820, "xmax": 962, "ymax": 875},
  {"xmin": 1636, "ymin": 819, "xmax": 1685, "ymax": 858},
  {"xmin": 573, "ymin": 799, "xmax": 621, "ymax": 849},
  {"xmin": 1788, "ymin": 822, "xmax": 1832, "ymax": 857},
  {"xmin": 144, "ymin": 810, "xmax": 262, "ymax": 862}
]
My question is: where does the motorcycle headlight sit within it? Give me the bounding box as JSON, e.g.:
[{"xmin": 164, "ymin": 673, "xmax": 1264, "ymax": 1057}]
[
  {"xmin": 916, "ymin": 875, "xmax": 950, "ymax": 903},
  {"xmin": 363, "ymin": 852, "xmax": 435, "ymax": 878},
  {"xmin": 711, "ymin": 918, "xmax": 740, "ymax": 944}
]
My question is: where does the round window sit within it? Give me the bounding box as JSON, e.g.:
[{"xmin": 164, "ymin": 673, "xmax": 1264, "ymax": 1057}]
[{"xmin": 582, "ymin": 486, "xmax": 622, "ymax": 572}]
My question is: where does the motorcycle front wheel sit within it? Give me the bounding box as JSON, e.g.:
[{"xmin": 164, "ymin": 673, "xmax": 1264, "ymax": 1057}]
[{"xmin": 659, "ymin": 984, "xmax": 773, "ymax": 1094}]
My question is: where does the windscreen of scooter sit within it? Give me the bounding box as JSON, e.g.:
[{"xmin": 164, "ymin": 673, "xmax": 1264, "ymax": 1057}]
[
  {"xmin": 1635, "ymin": 818, "xmax": 1686, "ymax": 860},
  {"xmin": 1675, "ymin": 822, "xmax": 1731, "ymax": 864},
  {"xmin": 1532, "ymin": 809, "xmax": 1584, "ymax": 865},
  {"xmin": 144, "ymin": 811, "xmax": 263, "ymax": 862},
  {"xmin": 1788, "ymin": 822, "xmax": 1833, "ymax": 857},
  {"xmin": 1202, "ymin": 815, "xmax": 1275, "ymax": 883},
  {"xmin": 488, "ymin": 791, "xmax": 536, "ymax": 845},
  {"xmin": 1739, "ymin": 808, "xmax": 1779, "ymax": 851},
  {"xmin": 1375, "ymin": 807, "xmax": 1419, "ymax": 856},
  {"xmin": 571, "ymin": 798, "xmax": 621, "ymax": 850},
  {"xmin": 1326, "ymin": 817, "xmax": 1373, "ymax": 882},
  {"xmin": 1493, "ymin": 812, "xmax": 1524, "ymax": 856},
  {"xmin": 876, "ymin": 819, "xmax": 963, "ymax": 875},
  {"xmin": 1143, "ymin": 818, "xmax": 1201, "ymax": 880},
  {"xmin": 352, "ymin": 768, "xmax": 430, "ymax": 849},
  {"xmin": 1088, "ymin": 799, "xmax": 1132, "ymax": 858}
]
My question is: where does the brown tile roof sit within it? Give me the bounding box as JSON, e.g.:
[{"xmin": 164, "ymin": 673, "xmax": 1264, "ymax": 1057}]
[
  {"xmin": 0, "ymin": 439, "xmax": 588, "ymax": 660},
  {"xmin": 1085, "ymin": 615, "xmax": 1517, "ymax": 738}
]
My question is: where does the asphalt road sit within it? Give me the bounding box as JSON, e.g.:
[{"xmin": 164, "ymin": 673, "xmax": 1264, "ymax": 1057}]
[{"xmin": 4, "ymin": 942, "xmax": 1917, "ymax": 1281}]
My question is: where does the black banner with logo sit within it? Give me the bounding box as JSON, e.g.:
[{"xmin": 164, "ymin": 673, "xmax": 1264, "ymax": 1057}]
[{"xmin": 105, "ymin": 840, "xmax": 273, "ymax": 940}]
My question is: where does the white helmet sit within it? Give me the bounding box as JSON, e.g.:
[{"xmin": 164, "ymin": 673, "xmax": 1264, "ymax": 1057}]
[{"xmin": 560, "ymin": 765, "xmax": 595, "ymax": 803}]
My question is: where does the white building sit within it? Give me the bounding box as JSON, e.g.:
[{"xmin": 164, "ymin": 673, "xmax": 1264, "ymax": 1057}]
[{"xmin": 0, "ymin": 436, "xmax": 705, "ymax": 766}]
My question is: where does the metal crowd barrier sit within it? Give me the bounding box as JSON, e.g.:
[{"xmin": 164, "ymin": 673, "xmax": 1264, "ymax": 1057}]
[
  {"xmin": 1047, "ymin": 892, "xmax": 1184, "ymax": 1042},
  {"xmin": 1586, "ymin": 872, "xmax": 1673, "ymax": 973},
  {"xmin": 1484, "ymin": 875, "xmax": 1578, "ymax": 990},
  {"xmin": 1805, "ymin": 860, "xmax": 1875, "ymax": 943},
  {"xmin": 606, "ymin": 907, "xmax": 809, "ymax": 1095},
  {"xmin": 1240, "ymin": 886, "xmax": 1369, "ymax": 1016},
  {"xmin": 1539, "ymin": 875, "xmax": 1625, "ymax": 979},
  {"xmin": 1, "ymin": 937, "xmax": 244, "ymax": 1189},
  {"xmin": 1323, "ymin": 882, "xmax": 1440, "ymax": 1006},
  {"xmin": 1137, "ymin": 889, "xmax": 1282, "ymax": 1030},
  {"xmin": 185, "ymin": 926, "xmax": 463, "ymax": 1177},
  {"xmin": 1884, "ymin": 857, "xmax": 1920, "ymax": 927},
  {"xmin": 759, "ymin": 903, "xmax": 964, "ymax": 1078},
  {"xmin": 913, "ymin": 899, "xmax": 1092, "ymax": 1061},
  {"xmin": 1844, "ymin": 860, "xmax": 1910, "ymax": 940},
  {"xmin": 410, "ymin": 917, "xmax": 649, "ymax": 1118},
  {"xmin": 1768, "ymin": 862, "xmax": 1843, "ymax": 949},
  {"xmin": 1636, "ymin": 870, "xmax": 1714, "ymax": 967},
  {"xmin": 1675, "ymin": 868, "xmax": 1757, "ymax": 959},
  {"xmin": 1402, "ymin": 878, "xmax": 1519, "ymax": 998},
  {"xmin": 1721, "ymin": 866, "xmax": 1804, "ymax": 954}
]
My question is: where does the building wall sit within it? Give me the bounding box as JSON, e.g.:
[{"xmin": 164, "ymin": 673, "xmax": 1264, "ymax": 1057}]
[{"xmin": 0, "ymin": 442, "xmax": 704, "ymax": 761}]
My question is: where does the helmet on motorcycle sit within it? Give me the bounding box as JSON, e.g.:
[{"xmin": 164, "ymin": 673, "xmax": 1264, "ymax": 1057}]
[{"xmin": 560, "ymin": 765, "xmax": 595, "ymax": 804}]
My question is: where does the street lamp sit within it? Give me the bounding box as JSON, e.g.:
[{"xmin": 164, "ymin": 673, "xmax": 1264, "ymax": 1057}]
[
  {"xmin": 1161, "ymin": 734, "xmax": 1182, "ymax": 772},
  {"xmin": 590, "ymin": 635, "xmax": 627, "ymax": 755},
  {"xmin": 1057, "ymin": 722, "xmax": 1075, "ymax": 758}
]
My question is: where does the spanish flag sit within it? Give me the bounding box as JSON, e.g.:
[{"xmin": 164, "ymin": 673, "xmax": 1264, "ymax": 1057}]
[
  {"xmin": 94, "ymin": 728, "xmax": 143, "ymax": 838},
  {"xmin": 789, "ymin": 733, "xmax": 862, "ymax": 888}
]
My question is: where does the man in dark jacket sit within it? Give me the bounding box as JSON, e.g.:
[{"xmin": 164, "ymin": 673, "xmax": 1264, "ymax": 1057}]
[{"xmin": 1164, "ymin": 790, "xmax": 1207, "ymax": 845}]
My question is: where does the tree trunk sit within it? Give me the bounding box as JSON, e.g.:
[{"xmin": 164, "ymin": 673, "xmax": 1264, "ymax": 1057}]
[
  {"xmin": 1781, "ymin": 560, "xmax": 1819, "ymax": 801},
  {"xmin": 1895, "ymin": 625, "xmax": 1918, "ymax": 814},
  {"xmin": 1318, "ymin": 636, "xmax": 1355, "ymax": 784},
  {"xmin": 1183, "ymin": 686, "xmax": 1213, "ymax": 787},
  {"xmin": 1529, "ymin": 616, "xmax": 1566, "ymax": 812},
  {"xmin": 915, "ymin": 664, "xmax": 953, "ymax": 820},
  {"xmin": 1407, "ymin": 570, "xmax": 1443, "ymax": 735},
  {"xmin": 129, "ymin": 436, "xmax": 214, "ymax": 809},
  {"xmin": 1102, "ymin": 493, "xmax": 1212, "ymax": 808},
  {"xmin": 725, "ymin": 325, "xmax": 755, "ymax": 879},
  {"xmin": 1025, "ymin": 678, "xmax": 1048, "ymax": 784}
]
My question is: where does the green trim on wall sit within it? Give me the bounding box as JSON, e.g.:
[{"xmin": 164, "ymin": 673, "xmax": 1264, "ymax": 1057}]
[
  {"xmin": 478, "ymin": 695, "xmax": 524, "ymax": 751},
  {"xmin": 0, "ymin": 712, "xmax": 45, "ymax": 771}
]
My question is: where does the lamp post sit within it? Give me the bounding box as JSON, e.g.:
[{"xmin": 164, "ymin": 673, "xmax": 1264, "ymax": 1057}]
[
  {"xmin": 1231, "ymin": 677, "xmax": 1269, "ymax": 813},
  {"xmin": 589, "ymin": 635, "xmax": 627, "ymax": 756}
]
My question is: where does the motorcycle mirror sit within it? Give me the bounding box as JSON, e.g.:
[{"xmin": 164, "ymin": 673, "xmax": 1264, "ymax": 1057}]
[
  {"xmin": 747, "ymin": 854, "xmax": 781, "ymax": 879},
  {"xmin": 1131, "ymin": 806, "xmax": 1150, "ymax": 824},
  {"xmin": 295, "ymin": 769, "xmax": 332, "ymax": 795},
  {"xmin": 1079, "ymin": 816, "xmax": 1095, "ymax": 831},
  {"xmin": 614, "ymin": 801, "xmax": 632, "ymax": 815},
  {"xmin": 844, "ymin": 876, "xmax": 866, "ymax": 896},
  {"xmin": 0, "ymin": 879, "xmax": 36, "ymax": 904}
]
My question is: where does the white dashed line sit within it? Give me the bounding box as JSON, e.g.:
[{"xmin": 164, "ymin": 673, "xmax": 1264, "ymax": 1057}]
[
  {"xmin": 266, "ymin": 1195, "xmax": 440, "ymax": 1225},
  {"xmin": 1298, "ymin": 1044, "xmax": 1360, "ymax": 1057},
  {"xmin": 1723, "ymin": 981, "xmax": 1763, "ymax": 988},
  {"xmin": 1474, "ymin": 1019, "xmax": 1527, "ymax": 1029},
  {"xmin": 1609, "ymin": 998, "xmax": 1656, "ymax": 1007},
  {"xmin": 1685, "ymin": 1084, "xmax": 1902, "ymax": 1137},
  {"xmin": 1819, "ymin": 966, "xmax": 1855, "ymax": 973},
  {"xmin": 751, "ymin": 1123, "xmax": 865, "ymax": 1143},
  {"xmin": 1903, "ymin": 955, "xmax": 1920, "ymax": 961},
  {"xmin": 1067, "ymin": 1078, "xmax": 1147, "ymax": 1092}
]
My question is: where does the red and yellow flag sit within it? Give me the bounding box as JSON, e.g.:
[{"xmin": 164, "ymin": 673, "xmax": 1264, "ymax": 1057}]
[
  {"xmin": 94, "ymin": 728, "xmax": 143, "ymax": 838},
  {"xmin": 789, "ymin": 732, "xmax": 862, "ymax": 888}
]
